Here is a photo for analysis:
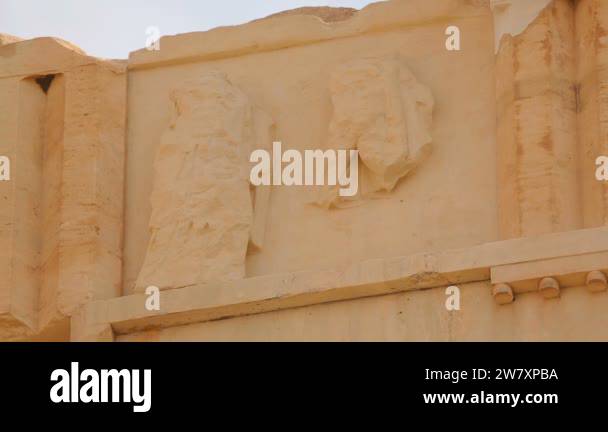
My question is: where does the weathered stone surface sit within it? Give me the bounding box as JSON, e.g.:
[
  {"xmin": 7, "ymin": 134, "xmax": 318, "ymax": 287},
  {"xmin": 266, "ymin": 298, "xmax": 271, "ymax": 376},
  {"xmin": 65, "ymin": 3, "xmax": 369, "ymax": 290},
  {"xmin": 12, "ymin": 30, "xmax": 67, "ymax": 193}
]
[
  {"xmin": 0, "ymin": 33, "xmax": 22, "ymax": 45},
  {"xmin": 260, "ymin": 7, "xmax": 358, "ymax": 23},
  {"xmin": 491, "ymin": 0, "xmax": 553, "ymax": 51},
  {"xmin": 318, "ymin": 57, "xmax": 434, "ymax": 208},
  {"xmin": 3, "ymin": 0, "xmax": 608, "ymax": 342},
  {"xmin": 123, "ymin": 0, "xmax": 496, "ymax": 294},
  {"xmin": 0, "ymin": 77, "xmax": 44, "ymax": 339},
  {"xmin": 0, "ymin": 37, "xmax": 126, "ymax": 340},
  {"xmin": 496, "ymin": 0, "xmax": 580, "ymax": 239},
  {"xmin": 128, "ymin": 0, "xmax": 465, "ymax": 70},
  {"xmin": 576, "ymin": 0, "xmax": 608, "ymax": 228},
  {"xmin": 134, "ymin": 72, "xmax": 273, "ymax": 292}
]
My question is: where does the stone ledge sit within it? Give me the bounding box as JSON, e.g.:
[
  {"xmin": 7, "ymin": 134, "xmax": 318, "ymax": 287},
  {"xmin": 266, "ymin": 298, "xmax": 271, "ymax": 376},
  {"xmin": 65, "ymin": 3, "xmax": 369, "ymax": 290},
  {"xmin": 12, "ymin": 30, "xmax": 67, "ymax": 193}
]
[
  {"xmin": 71, "ymin": 226, "xmax": 608, "ymax": 340},
  {"xmin": 491, "ymin": 251, "xmax": 608, "ymax": 293},
  {"xmin": 0, "ymin": 37, "xmax": 125, "ymax": 79},
  {"xmin": 127, "ymin": 0, "xmax": 487, "ymax": 71}
]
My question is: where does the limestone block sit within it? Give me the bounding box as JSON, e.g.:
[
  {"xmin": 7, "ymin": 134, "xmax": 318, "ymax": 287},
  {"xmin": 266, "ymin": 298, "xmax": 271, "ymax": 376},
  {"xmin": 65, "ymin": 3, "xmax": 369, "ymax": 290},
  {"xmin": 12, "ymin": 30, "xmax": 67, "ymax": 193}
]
[
  {"xmin": 135, "ymin": 72, "xmax": 274, "ymax": 292},
  {"xmin": 496, "ymin": 0, "xmax": 580, "ymax": 239},
  {"xmin": 123, "ymin": 0, "xmax": 497, "ymax": 291},
  {"xmin": 491, "ymin": 0, "xmax": 553, "ymax": 52},
  {"xmin": 586, "ymin": 270, "xmax": 607, "ymax": 293},
  {"xmin": 0, "ymin": 33, "xmax": 22, "ymax": 46},
  {"xmin": 317, "ymin": 57, "xmax": 434, "ymax": 208},
  {"xmin": 0, "ymin": 37, "xmax": 113, "ymax": 79},
  {"xmin": 491, "ymin": 249, "xmax": 608, "ymax": 293},
  {"xmin": 128, "ymin": 0, "xmax": 466, "ymax": 70},
  {"xmin": 38, "ymin": 64, "xmax": 127, "ymax": 330},
  {"xmin": 259, "ymin": 7, "xmax": 357, "ymax": 23},
  {"xmin": 70, "ymin": 305, "xmax": 114, "ymax": 342},
  {"xmin": 575, "ymin": 0, "xmax": 608, "ymax": 227},
  {"xmin": 538, "ymin": 277, "xmax": 560, "ymax": 299},
  {"xmin": 493, "ymin": 283, "xmax": 514, "ymax": 305},
  {"xmin": 0, "ymin": 38, "xmax": 127, "ymax": 340},
  {"xmin": 0, "ymin": 77, "xmax": 44, "ymax": 339}
]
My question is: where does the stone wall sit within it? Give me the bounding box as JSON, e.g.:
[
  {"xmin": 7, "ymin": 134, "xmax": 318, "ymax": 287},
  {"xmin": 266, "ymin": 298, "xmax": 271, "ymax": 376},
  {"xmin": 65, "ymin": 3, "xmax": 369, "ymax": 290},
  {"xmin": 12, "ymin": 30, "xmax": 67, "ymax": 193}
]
[
  {"xmin": 0, "ymin": 38, "xmax": 126, "ymax": 340},
  {"xmin": 1, "ymin": 0, "xmax": 608, "ymax": 341}
]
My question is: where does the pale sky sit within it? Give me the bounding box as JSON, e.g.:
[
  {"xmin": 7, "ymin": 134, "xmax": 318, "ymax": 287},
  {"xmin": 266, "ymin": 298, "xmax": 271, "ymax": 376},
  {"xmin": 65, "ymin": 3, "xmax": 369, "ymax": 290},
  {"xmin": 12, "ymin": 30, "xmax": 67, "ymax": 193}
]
[{"xmin": 0, "ymin": 0, "xmax": 377, "ymax": 59}]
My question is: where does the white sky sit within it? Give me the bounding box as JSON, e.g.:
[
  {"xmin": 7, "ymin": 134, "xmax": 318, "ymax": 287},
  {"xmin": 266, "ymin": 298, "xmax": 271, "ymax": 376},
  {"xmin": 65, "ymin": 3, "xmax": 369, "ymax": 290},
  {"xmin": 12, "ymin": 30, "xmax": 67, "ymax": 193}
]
[{"xmin": 0, "ymin": 0, "xmax": 377, "ymax": 59}]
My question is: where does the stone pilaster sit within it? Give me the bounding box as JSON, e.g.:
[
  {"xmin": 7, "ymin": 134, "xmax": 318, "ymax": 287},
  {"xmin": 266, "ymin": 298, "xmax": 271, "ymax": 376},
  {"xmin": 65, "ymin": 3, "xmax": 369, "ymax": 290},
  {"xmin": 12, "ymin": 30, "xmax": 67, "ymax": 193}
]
[
  {"xmin": 575, "ymin": 0, "xmax": 608, "ymax": 227},
  {"xmin": 496, "ymin": 0, "xmax": 581, "ymax": 239},
  {"xmin": 0, "ymin": 38, "xmax": 126, "ymax": 339}
]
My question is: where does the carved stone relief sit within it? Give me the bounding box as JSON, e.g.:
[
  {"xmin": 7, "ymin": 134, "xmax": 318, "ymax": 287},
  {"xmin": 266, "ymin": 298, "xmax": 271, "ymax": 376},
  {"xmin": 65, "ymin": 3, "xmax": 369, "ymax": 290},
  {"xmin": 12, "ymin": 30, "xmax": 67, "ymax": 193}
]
[
  {"xmin": 135, "ymin": 72, "xmax": 273, "ymax": 291},
  {"xmin": 317, "ymin": 56, "xmax": 434, "ymax": 208}
]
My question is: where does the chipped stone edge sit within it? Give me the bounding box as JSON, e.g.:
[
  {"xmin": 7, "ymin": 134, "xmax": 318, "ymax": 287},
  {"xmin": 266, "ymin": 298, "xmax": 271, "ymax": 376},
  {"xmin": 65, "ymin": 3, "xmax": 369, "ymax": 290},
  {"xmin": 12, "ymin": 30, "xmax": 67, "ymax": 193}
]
[{"xmin": 127, "ymin": 0, "xmax": 488, "ymax": 71}]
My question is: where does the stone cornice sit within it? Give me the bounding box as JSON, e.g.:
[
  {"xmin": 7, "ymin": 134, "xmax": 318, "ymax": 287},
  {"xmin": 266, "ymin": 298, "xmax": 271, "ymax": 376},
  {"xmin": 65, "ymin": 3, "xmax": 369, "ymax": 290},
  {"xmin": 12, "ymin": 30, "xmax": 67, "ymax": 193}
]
[{"xmin": 72, "ymin": 226, "xmax": 608, "ymax": 340}]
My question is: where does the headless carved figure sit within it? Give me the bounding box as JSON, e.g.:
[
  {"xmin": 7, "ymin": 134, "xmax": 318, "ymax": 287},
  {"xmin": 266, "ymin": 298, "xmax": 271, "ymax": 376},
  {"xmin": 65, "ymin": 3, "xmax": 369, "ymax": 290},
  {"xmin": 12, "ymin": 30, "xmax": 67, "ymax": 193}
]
[{"xmin": 136, "ymin": 72, "xmax": 272, "ymax": 291}]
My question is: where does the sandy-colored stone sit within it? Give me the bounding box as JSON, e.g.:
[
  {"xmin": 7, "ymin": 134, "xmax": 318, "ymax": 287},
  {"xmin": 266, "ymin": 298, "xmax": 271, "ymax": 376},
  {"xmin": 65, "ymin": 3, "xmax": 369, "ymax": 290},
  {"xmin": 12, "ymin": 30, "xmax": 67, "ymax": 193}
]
[
  {"xmin": 134, "ymin": 72, "xmax": 273, "ymax": 292},
  {"xmin": 586, "ymin": 270, "xmax": 607, "ymax": 292},
  {"xmin": 260, "ymin": 7, "xmax": 358, "ymax": 23},
  {"xmin": 491, "ymin": 1, "xmax": 553, "ymax": 51},
  {"xmin": 493, "ymin": 283, "xmax": 514, "ymax": 305},
  {"xmin": 3, "ymin": 0, "xmax": 608, "ymax": 341},
  {"xmin": 117, "ymin": 280, "xmax": 608, "ymax": 342},
  {"xmin": 576, "ymin": 0, "xmax": 608, "ymax": 227},
  {"xmin": 123, "ymin": 0, "xmax": 497, "ymax": 294},
  {"xmin": 0, "ymin": 37, "xmax": 126, "ymax": 340},
  {"xmin": 317, "ymin": 56, "xmax": 434, "ymax": 208},
  {"xmin": 496, "ymin": 0, "xmax": 580, "ymax": 239},
  {"xmin": 0, "ymin": 33, "xmax": 22, "ymax": 46},
  {"xmin": 539, "ymin": 277, "xmax": 561, "ymax": 299}
]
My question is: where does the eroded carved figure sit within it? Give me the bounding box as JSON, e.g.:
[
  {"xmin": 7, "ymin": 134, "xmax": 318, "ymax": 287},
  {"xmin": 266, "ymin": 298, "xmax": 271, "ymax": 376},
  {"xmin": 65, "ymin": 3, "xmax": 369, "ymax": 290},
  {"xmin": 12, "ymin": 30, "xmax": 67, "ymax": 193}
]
[
  {"xmin": 317, "ymin": 56, "xmax": 434, "ymax": 208},
  {"xmin": 135, "ymin": 72, "xmax": 273, "ymax": 291}
]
